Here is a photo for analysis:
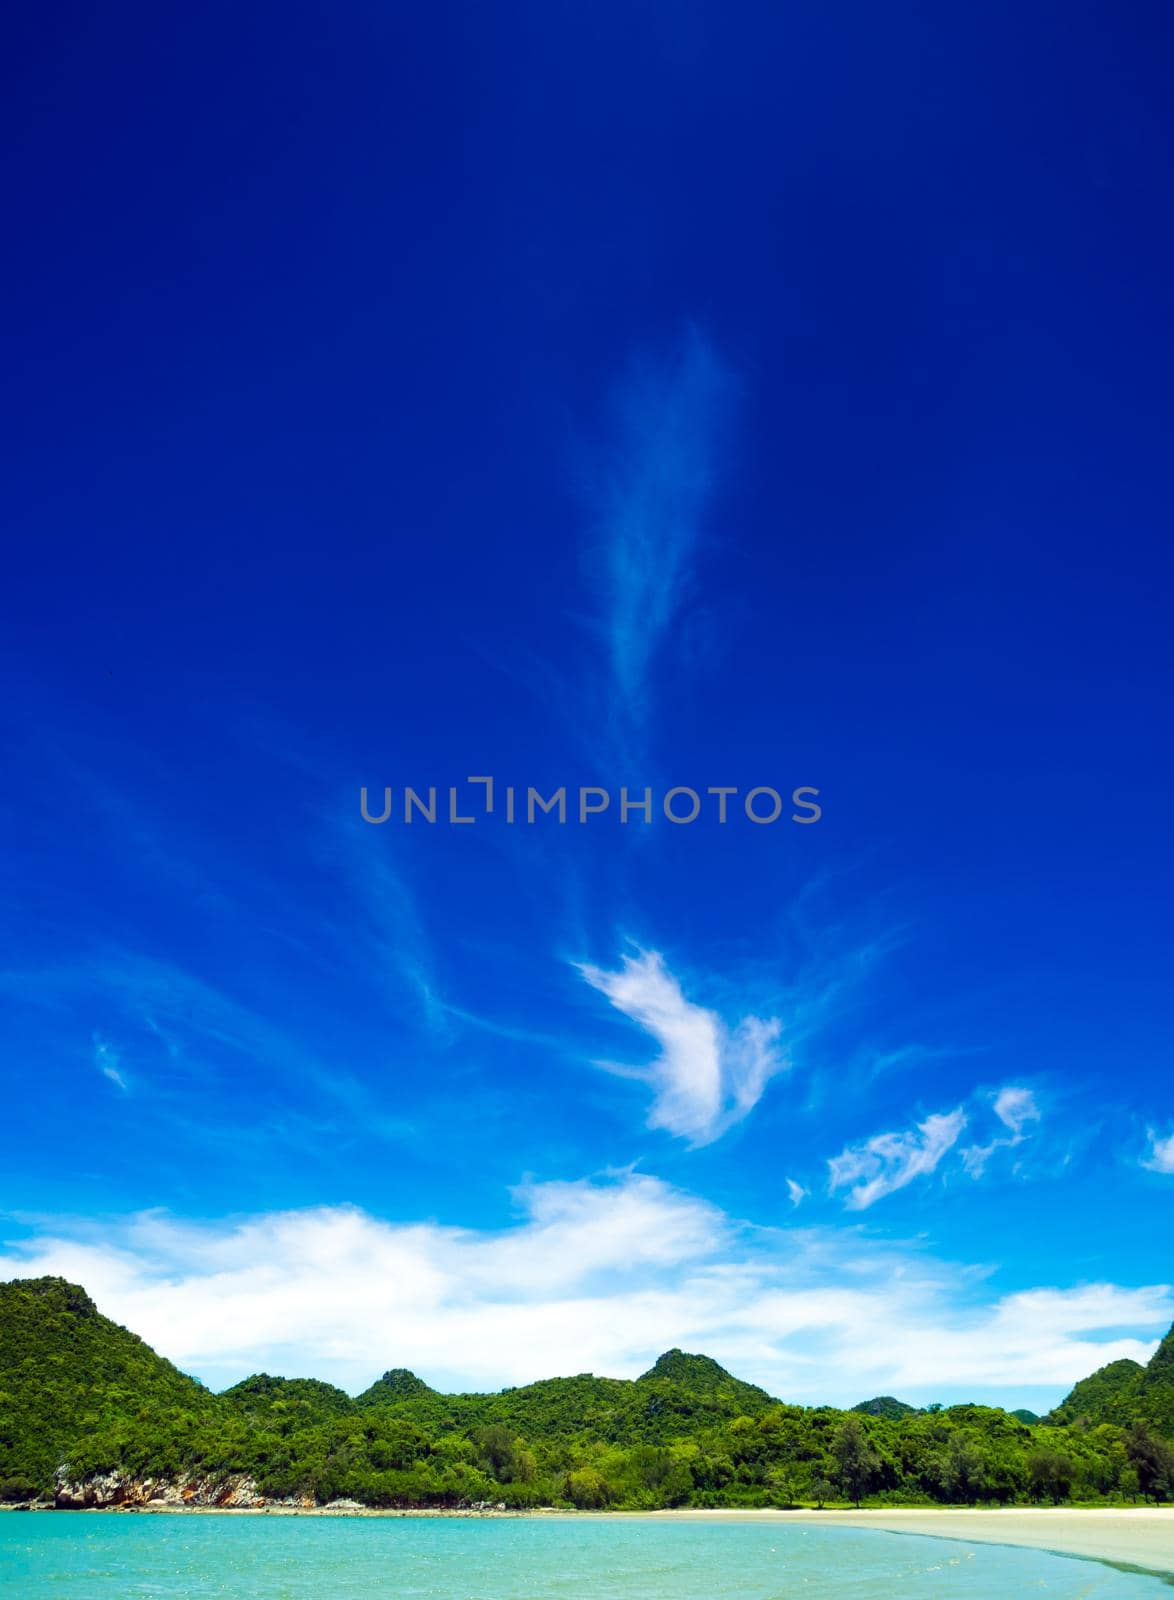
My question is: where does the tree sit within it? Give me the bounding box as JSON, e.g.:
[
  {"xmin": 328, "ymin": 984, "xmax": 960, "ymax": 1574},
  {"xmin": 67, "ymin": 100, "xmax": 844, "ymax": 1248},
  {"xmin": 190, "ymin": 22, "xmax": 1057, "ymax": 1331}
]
[
  {"xmin": 937, "ymin": 1434, "xmax": 989, "ymax": 1504},
  {"xmin": 472, "ymin": 1424, "xmax": 523, "ymax": 1482},
  {"xmin": 1028, "ymin": 1449, "xmax": 1075, "ymax": 1504},
  {"xmin": 809, "ymin": 1474, "xmax": 834, "ymax": 1509},
  {"xmin": 831, "ymin": 1415, "xmax": 879, "ymax": 1506},
  {"xmin": 765, "ymin": 1466, "xmax": 798, "ymax": 1507},
  {"xmin": 565, "ymin": 1467, "xmax": 609, "ymax": 1508},
  {"xmin": 1126, "ymin": 1424, "xmax": 1174, "ymax": 1503}
]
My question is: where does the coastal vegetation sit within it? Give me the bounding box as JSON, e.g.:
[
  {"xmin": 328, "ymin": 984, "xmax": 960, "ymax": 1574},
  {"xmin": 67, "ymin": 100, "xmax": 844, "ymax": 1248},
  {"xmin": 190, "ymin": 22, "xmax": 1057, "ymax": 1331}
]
[{"xmin": 1, "ymin": 1277, "xmax": 1171, "ymax": 1510}]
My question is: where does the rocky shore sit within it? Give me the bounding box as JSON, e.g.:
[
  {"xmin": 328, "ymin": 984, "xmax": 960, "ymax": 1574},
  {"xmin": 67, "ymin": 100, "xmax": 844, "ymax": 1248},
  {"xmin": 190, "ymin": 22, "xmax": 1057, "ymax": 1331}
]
[{"xmin": 0, "ymin": 1470, "xmax": 514, "ymax": 1514}]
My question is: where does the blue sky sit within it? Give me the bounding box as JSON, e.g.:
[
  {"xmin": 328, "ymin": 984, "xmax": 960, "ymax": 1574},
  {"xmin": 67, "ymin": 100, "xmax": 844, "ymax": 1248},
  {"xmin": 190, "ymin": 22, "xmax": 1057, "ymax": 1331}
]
[{"xmin": 1, "ymin": 0, "xmax": 1172, "ymax": 1409}]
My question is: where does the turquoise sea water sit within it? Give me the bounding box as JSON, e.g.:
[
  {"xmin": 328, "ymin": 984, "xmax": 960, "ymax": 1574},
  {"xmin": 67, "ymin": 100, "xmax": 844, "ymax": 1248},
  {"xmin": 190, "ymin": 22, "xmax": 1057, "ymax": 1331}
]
[{"xmin": 0, "ymin": 1514, "xmax": 1167, "ymax": 1598}]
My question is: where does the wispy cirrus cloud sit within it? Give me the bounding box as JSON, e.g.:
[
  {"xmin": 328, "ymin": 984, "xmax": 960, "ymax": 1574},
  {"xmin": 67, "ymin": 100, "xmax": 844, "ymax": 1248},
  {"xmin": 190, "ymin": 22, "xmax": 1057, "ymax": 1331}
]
[
  {"xmin": 92, "ymin": 1033, "xmax": 127, "ymax": 1092},
  {"xmin": 961, "ymin": 1085, "xmax": 1042, "ymax": 1177},
  {"xmin": 828, "ymin": 1084, "xmax": 1048, "ymax": 1210},
  {"xmin": 332, "ymin": 820, "xmax": 450, "ymax": 1039},
  {"xmin": 2, "ymin": 1172, "xmax": 1169, "ymax": 1406},
  {"xmin": 993, "ymin": 1085, "xmax": 1041, "ymax": 1136},
  {"xmin": 1142, "ymin": 1128, "xmax": 1174, "ymax": 1174},
  {"xmin": 590, "ymin": 329, "xmax": 734, "ymax": 722},
  {"xmin": 828, "ymin": 1107, "xmax": 968, "ymax": 1210},
  {"xmin": 577, "ymin": 947, "xmax": 785, "ymax": 1146},
  {"xmin": 0, "ymin": 949, "xmax": 414, "ymax": 1146}
]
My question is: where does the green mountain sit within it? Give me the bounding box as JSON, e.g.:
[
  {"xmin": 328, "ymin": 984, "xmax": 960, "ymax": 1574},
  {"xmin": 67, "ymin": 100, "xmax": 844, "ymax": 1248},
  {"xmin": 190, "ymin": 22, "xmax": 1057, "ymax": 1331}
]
[
  {"xmin": 1046, "ymin": 1357, "xmax": 1144, "ymax": 1427},
  {"xmin": 2, "ymin": 1276, "xmax": 1171, "ymax": 1510},
  {"xmin": 355, "ymin": 1352, "xmax": 775, "ymax": 1446},
  {"xmin": 356, "ymin": 1368, "xmax": 435, "ymax": 1406},
  {"xmin": 1135, "ymin": 1326, "xmax": 1174, "ymax": 1434},
  {"xmin": 0, "ymin": 1276, "xmax": 211, "ymax": 1499},
  {"xmin": 221, "ymin": 1374, "xmax": 356, "ymax": 1427},
  {"xmin": 633, "ymin": 1348, "xmax": 774, "ymax": 1429},
  {"xmin": 852, "ymin": 1396, "xmax": 918, "ymax": 1419},
  {"xmin": 637, "ymin": 1349, "xmax": 772, "ymax": 1409},
  {"xmin": 1045, "ymin": 1328, "xmax": 1174, "ymax": 1435}
]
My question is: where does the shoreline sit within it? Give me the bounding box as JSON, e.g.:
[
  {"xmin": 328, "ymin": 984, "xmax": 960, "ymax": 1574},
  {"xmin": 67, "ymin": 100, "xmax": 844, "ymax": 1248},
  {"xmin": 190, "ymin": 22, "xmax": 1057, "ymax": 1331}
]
[
  {"xmin": 4, "ymin": 1503, "xmax": 1171, "ymax": 1575},
  {"xmin": 651, "ymin": 1507, "xmax": 1174, "ymax": 1577}
]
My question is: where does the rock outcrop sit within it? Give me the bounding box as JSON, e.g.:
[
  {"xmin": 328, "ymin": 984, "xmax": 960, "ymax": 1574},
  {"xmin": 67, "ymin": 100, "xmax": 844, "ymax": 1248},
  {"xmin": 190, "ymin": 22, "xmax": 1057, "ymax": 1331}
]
[{"xmin": 52, "ymin": 1470, "xmax": 310, "ymax": 1510}]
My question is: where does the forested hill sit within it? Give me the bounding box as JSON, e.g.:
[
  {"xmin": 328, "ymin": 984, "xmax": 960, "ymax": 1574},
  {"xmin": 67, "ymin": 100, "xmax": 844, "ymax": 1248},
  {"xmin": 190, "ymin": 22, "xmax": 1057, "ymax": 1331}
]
[
  {"xmin": 1045, "ymin": 1358, "xmax": 1145, "ymax": 1427},
  {"xmin": 1047, "ymin": 1326, "xmax": 1174, "ymax": 1434},
  {"xmin": 1, "ymin": 1275, "xmax": 1171, "ymax": 1509},
  {"xmin": 0, "ymin": 1277, "xmax": 211, "ymax": 1494}
]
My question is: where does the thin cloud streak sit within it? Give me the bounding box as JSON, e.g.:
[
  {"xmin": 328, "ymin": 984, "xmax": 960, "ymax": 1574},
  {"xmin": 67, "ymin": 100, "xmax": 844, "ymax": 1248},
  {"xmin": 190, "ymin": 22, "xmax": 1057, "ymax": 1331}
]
[
  {"xmin": 828, "ymin": 1108, "xmax": 968, "ymax": 1210},
  {"xmin": 0, "ymin": 951, "xmax": 413, "ymax": 1146},
  {"xmin": 592, "ymin": 329, "xmax": 733, "ymax": 722},
  {"xmin": 830, "ymin": 1085, "xmax": 1048, "ymax": 1207},
  {"xmin": 92, "ymin": 1034, "xmax": 128, "ymax": 1092},
  {"xmin": 962, "ymin": 1086, "xmax": 1042, "ymax": 1177}
]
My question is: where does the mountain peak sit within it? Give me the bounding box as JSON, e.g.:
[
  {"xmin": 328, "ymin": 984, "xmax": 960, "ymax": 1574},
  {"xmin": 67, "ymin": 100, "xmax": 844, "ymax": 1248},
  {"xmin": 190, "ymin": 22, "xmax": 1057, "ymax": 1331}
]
[
  {"xmin": 852, "ymin": 1395, "xmax": 917, "ymax": 1419},
  {"xmin": 14, "ymin": 1276, "xmax": 98, "ymax": 1319},
  {"xmin": 641, "ymin": 1349, "xmax": 733, "ymax": 1385},
  {"xmin": 221, "ymin": 1373, "xmax": 355, "ymax": 1420},
  {"xmin": 356, "ymin": 1367, "xmax": 434, "ymax": 1405}
]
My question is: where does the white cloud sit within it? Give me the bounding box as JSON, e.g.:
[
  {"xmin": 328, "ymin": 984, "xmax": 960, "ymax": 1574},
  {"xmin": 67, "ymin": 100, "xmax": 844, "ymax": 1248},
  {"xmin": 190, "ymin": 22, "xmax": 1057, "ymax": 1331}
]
[
  {"xmin": 785, "ymin": 1179, "xmax": 808, "ymax": 1208},
  {"xmin": 2, "ymin": 1173, "xmax": 1169, "ymax": 1406},
  {"xmin": 994, "ymin": 1086, "xmax": 1040, "ymax": 1136},
  {"xmin": 1142, "ymin": 1128, "xmax": 1174, "ymax": 1174},
  {"xmin": 828, "ymin": 1108, "xmax": 967, "ymax": 1210},
  {"xmin": 961, "ymin": 1086, "xmax": 1041, "ymax": 1177},
  {"xmin": 92, "ymin": 1034, "xmax": 127, "ymax": 1092},
  {"xmin": 577, "ymin": 948, "xmax": 786, "ymax": 1145}
]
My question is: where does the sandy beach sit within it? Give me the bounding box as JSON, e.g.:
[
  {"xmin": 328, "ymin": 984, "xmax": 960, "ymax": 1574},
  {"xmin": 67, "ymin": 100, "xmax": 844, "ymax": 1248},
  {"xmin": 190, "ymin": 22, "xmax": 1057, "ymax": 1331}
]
[{"xmin": 651, "ymin": 1507, "xmax": 1174, "ymax": 1575}]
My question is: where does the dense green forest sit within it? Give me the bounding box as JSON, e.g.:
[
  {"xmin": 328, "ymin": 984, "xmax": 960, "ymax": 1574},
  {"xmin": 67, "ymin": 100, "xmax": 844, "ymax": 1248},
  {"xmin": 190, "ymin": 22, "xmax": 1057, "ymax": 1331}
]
[{"xmin": 1, "ymin": 1277, "xmax": 1171, "ymax": 1509}]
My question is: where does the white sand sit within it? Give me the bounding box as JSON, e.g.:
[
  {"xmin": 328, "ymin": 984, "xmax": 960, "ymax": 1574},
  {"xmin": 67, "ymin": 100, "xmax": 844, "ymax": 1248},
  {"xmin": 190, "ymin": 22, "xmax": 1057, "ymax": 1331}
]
[{"xmin": 650, "ymin": 1507, "xmax": 1174, "ymax": 1573}]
